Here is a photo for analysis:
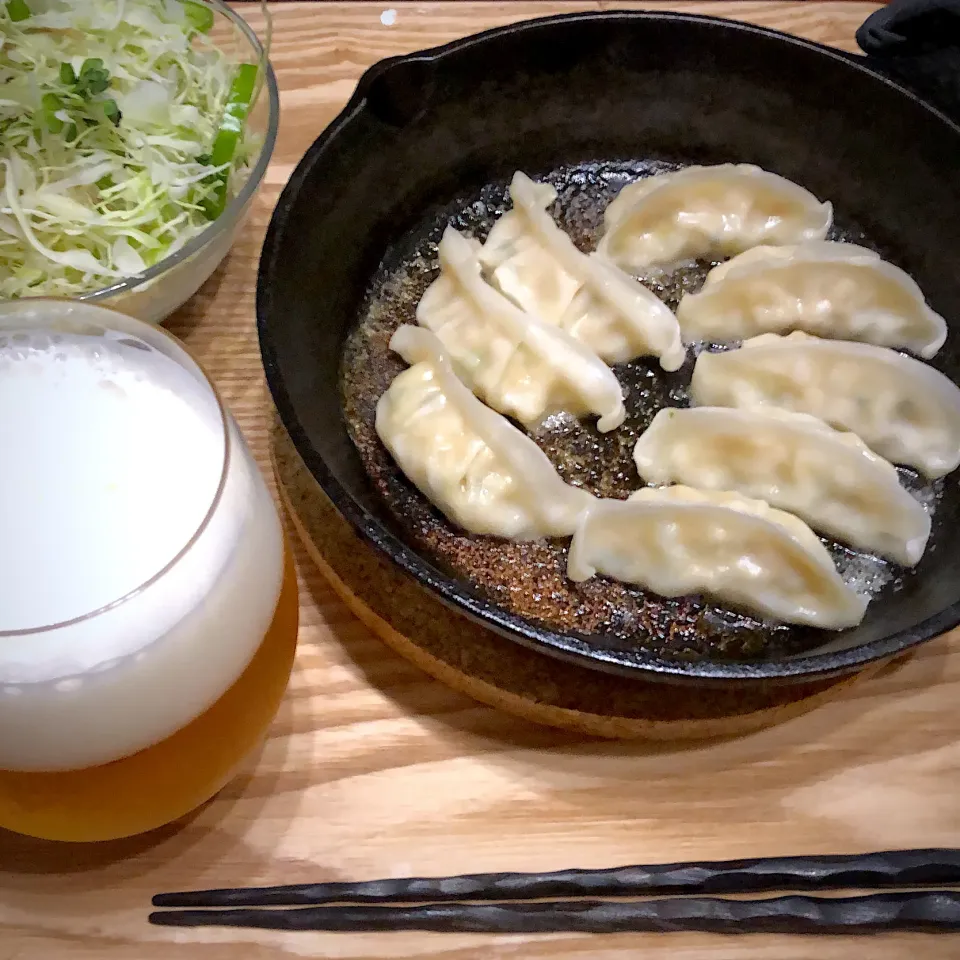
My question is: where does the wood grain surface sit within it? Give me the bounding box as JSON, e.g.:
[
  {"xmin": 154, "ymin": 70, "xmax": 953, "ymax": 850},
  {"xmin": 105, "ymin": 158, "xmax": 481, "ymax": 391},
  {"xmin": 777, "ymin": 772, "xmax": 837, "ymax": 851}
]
[{"xmin": 6, "ymin": 3, "xmax": 960, "ymax": 959}]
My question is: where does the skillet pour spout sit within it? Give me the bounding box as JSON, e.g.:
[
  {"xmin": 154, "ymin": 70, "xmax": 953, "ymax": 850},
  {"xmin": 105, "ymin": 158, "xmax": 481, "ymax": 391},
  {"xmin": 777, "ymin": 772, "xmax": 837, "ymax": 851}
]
[{"xmin": 258, "ymin": 10, "xmax": 960, "ymax": 684}]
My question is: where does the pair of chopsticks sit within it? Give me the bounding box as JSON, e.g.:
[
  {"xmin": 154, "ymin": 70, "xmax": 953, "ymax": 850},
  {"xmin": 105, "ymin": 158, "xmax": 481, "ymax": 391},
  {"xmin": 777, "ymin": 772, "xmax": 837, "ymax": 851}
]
[{"xmin": 150, "ymin": 849, "xmax": 960, "ymax": 934}]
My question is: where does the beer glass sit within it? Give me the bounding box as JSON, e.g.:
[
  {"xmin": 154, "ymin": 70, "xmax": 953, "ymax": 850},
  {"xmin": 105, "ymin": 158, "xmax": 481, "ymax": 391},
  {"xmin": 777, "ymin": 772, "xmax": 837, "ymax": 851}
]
[{"xmin": 0, "ymin": 300, "xmax": 299, "ymax": 841}]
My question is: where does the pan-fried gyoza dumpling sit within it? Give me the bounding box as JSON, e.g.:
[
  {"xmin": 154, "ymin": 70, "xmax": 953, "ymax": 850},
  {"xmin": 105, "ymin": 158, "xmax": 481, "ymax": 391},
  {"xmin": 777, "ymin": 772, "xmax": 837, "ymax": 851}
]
[
  {"xmin": 417, "ymin": 226, "xmax": 625, "ymax": 432},
  {"xmin": 690, "ymin": 332, "xmax": 960, "ymax": 478},
  {"xmin": 676, "ymin": 242, "xmax": 948, "ymax": 357},
  {"xmin": 478, "ymin": 171, "xmax": 685, "ymax": 370},
  {"xmin": 598, "ymin": 164, "xmax": 832, "ymax": 272},
  {"xmin": 633, "ymin": 407, "xmax": 931, "ymax": 565},
  {"xmin": 376, "ymin": 326, "xmax": 594, "ymax": 539},
  {"xmin": 567, "ymin": 486, "xmax": 867, "ymax": 629}
]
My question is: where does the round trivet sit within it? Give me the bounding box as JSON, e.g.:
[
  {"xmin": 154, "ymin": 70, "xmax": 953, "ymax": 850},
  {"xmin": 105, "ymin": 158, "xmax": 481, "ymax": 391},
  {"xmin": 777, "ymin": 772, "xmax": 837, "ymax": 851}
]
[{"xmin": 271, "ymin": 420, "xmax": 873, "ymax": 740}]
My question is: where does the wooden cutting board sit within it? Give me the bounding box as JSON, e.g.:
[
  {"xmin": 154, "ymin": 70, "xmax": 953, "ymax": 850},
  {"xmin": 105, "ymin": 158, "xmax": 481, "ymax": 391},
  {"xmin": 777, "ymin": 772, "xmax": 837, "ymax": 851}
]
[{"xmin": 4, "ymin": 3, "xmax": 960, "ymax": 959}]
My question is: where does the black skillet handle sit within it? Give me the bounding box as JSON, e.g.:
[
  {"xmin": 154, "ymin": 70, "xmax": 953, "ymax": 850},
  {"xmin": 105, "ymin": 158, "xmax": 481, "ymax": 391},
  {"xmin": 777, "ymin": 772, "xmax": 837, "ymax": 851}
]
[{"xmin": 855, "ymin": 0, "xmax": 960, "ymax": 122}]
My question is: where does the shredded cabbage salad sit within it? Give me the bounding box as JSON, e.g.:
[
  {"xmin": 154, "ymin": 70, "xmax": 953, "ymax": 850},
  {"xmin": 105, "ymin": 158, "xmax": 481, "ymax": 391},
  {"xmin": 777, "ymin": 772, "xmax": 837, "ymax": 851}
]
[{"xmin": 0, "ymin": 0, "xmax": 267, "ymax": 298}]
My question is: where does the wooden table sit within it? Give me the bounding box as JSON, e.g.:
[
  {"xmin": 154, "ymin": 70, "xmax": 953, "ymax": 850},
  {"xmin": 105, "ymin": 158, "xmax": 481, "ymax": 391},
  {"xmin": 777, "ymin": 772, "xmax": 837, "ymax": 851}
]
[{"xmin": 5, "ymin": 3, "xmax": 960, "ymax": 958}]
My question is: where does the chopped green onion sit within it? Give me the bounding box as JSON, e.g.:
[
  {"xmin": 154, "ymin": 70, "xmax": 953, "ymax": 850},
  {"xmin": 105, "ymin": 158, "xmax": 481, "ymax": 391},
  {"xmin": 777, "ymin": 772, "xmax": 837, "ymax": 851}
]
[
  {"xmin": 6, "ymin": 0, "xmax": 30, "ymax": 21},
  {"xmin": 183, "ymin": 1, "xmax": 214, "ymax": 34},
  {"xmin": 201, "ymin": 62, "xmax": 259, "ymax": 220},
  {"xmin": 41, "ymin": 93, "xmax": 64, "ymax": 133},
  {"xmin": 100, "ymin": 98, "xmax": 122, "ymax": 127}
]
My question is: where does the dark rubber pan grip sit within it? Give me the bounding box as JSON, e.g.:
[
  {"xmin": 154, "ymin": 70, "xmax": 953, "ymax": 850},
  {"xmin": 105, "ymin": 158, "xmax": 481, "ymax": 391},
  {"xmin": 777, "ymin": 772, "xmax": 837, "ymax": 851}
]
[{"xmin": 857, "ymin": 0, "xmax": 960, "ymax": 121}]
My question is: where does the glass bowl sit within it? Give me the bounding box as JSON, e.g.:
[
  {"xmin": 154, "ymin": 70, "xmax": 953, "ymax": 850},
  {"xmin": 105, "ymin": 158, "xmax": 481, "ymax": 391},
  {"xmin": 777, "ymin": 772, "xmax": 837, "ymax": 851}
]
[{"xmin": 50, "ymin": 1, "xmax": 279, "ymax": 325}]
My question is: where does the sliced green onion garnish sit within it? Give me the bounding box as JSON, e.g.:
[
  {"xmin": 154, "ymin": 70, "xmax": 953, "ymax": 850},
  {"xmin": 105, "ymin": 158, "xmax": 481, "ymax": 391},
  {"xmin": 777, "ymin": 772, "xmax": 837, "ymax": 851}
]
[
  {"xmin": 201, "ymin": 62, "xmax": 258, "ymax": 220},
  {"xmin": 7, "ymin": 0, "xmax": 30, "ymax": 21},
  {"xmin": 100, "ymin": 98, "xmax": 122, "ymax": 127},
  {"xmin": 184, "ymin": 1, "xmax": 215, "ymax": 34},
  {"xmin": 41, "ymin": 92, "xmax": 64, "ymax": 133}
]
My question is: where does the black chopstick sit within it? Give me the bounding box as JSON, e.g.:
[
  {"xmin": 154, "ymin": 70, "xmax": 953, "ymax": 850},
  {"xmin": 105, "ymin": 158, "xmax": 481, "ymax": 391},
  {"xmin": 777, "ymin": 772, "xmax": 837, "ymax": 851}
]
[
  {"xmin": 152, "ymin": 849, "xmax": 960, "ymax": 908},
  {"xmin": 148, "ymin": 892, "xmax": 960, "ymax": 934}
]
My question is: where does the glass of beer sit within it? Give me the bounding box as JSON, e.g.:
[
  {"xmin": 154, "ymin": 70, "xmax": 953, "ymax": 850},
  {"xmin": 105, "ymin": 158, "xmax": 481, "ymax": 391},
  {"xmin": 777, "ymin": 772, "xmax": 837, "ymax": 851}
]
[{"xmin": 0, "ymin": 300, "xmax": 299, "ymax": 842}]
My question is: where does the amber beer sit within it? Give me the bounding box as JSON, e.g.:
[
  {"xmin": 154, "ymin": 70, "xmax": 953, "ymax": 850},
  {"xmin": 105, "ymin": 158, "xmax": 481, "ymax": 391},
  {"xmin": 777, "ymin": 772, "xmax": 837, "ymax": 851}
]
[{"xmin": 0, "ymin": 301, "xmax": 299, "ymax": 842}]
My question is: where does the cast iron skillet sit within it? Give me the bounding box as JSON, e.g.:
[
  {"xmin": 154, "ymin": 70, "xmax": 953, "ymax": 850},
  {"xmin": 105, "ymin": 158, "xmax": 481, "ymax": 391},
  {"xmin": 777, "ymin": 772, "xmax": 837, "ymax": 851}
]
[{"xmin": 258, "ymin": 10, "xmax": 960, "ymax": 684}]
